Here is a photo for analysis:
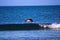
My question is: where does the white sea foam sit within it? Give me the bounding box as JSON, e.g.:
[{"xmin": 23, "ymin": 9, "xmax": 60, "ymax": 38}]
[
  {"xmin": 39, "ymin": 23, "xmax": 60, "ymax": 29},
  {"xmin": 48, "ymin": 23, "xmax": 60, "ymax": 29}
]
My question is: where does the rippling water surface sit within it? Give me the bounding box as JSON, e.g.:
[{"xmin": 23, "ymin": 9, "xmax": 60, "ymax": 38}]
[
  {"xmin": 0, "ymin": 30, "xmax": 60, "ymax": 40},
  {"xmin": 0, "ymin": 6, "xmax": 60, "ymax": 24},
  {"xmin": 0, "ymin": 6, "xmax": 60, "ymax": 40}
]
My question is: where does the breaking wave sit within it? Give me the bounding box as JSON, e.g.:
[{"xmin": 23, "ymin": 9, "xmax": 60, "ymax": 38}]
[{"xmin": 48, "ymin": 23, "xmax": 60, "ymax": 29}]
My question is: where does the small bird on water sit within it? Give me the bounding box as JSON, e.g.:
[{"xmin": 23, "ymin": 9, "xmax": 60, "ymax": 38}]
[{"xmin": 25, "ymin": 18, "xmax": 33, "ymax": 22}]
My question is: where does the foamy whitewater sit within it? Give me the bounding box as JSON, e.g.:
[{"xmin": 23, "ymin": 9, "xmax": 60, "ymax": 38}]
[
  {"xmin": 40, "ymin": 23, "xmax": 60, "ymax": 29},
  {"xmin": 48, "ymin": 23, "xmax": 60, "ymax": 29}
]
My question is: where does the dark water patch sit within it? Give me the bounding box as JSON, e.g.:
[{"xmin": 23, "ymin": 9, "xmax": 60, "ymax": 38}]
[{"xmin": 0, "ymin": 24, "xmax": 45, "ymax": 30}]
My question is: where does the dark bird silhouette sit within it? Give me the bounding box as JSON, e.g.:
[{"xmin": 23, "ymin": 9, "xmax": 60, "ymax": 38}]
[{"xmin": 25, "ymin": 18, "xmax": 33, "ymax": 22}]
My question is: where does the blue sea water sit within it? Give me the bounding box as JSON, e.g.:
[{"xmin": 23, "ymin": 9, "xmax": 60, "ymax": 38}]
[
  {"xmin": 0, "ymin": 6, "xmax": 60, "ymax": 24},
  {"xmin": 0, "ymin": 6, "xmax": 60, "ymax": 40},
  {"xmin": 0, "ymin": 30, "xmax": 60, "ymax": 40}
]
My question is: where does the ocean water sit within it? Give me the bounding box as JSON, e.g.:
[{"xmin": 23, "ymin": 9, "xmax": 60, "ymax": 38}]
[
  {"xmin": 0, "ymin": 6, "xmax": 60, "ymax": 24},
  {"xmin": 0, "ymin": 6, "xmax": 60, "ymax": 40},
  {"xmin": 0, "ymin": 30, "xmax": 60, "ymax": 40}
]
